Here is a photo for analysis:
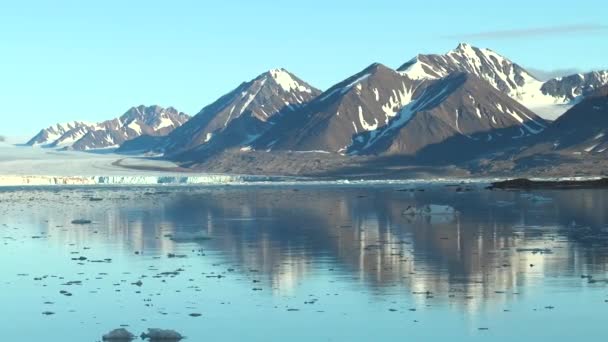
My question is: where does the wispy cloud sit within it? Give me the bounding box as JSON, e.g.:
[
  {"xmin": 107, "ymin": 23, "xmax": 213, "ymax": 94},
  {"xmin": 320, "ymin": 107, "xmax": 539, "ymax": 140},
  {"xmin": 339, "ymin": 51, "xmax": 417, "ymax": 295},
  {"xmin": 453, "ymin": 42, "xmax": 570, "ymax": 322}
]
[{"xmin": 443, "ymin": 24, "xmax": 608, "ymax": 40}]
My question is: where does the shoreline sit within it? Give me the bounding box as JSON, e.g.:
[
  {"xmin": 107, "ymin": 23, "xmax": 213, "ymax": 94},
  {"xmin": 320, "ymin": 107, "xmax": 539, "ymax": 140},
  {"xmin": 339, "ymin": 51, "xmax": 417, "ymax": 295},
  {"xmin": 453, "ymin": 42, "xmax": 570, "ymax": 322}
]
[
  {"xmin": 0, "ymin": 174, "xmax": 606, "ymax": 188},
  {"xmin": 489, "ymin": 178, "xmax": 608, "ymax": 190}
]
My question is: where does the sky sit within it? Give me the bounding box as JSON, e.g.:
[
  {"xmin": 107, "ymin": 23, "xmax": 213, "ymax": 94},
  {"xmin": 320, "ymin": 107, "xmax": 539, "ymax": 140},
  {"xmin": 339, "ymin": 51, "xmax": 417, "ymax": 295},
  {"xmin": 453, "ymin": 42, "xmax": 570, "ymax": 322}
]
[{"xmin": 1, "ymin": 0, "xmax": 607, "ymax": 137}]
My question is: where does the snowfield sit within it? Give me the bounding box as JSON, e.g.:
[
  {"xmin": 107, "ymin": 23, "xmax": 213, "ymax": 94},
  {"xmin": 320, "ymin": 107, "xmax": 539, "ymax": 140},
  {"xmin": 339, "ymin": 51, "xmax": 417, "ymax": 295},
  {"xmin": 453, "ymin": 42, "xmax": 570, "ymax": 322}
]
[
  {"xmin": 0, "ymin": 146, "xmax": 249, "ymax": 186},
  {"xmin": 0, "ymin": 146, "xmax": 175, "ymax": 176}
]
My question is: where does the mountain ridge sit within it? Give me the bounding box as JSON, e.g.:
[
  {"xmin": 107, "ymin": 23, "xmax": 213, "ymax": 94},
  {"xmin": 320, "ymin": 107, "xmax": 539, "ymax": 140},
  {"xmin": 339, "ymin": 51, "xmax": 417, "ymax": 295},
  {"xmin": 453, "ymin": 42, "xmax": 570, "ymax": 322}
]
[
  {"xmin": 399, "ymin": 43, "xmax": 608, "ymax": 120},
  {"xmin": 121, "ymin": 68, "xmax": 321, "ymax": 157},
  {"xmin": 27, "ymin": 105, "xmax": 190, "ymax": 150},
  {"xmin": 22, "ymin": 43, "xmax": 608, "ymax": 178}
]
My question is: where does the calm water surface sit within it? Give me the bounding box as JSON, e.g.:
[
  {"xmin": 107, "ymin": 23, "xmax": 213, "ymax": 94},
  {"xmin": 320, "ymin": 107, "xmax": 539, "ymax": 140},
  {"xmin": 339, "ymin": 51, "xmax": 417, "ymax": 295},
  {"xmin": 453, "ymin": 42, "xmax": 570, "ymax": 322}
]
[{"xmin": 1, "ymin": 184, "xmax": 607, "ymax": 341}]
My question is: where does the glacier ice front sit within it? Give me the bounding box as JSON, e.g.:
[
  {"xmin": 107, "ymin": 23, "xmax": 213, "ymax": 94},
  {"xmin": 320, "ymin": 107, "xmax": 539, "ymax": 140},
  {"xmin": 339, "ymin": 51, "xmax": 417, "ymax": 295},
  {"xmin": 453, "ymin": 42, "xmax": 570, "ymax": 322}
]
[{"xmin": 0, "ymin": 174, "xmax": 275, "ymax": 186}]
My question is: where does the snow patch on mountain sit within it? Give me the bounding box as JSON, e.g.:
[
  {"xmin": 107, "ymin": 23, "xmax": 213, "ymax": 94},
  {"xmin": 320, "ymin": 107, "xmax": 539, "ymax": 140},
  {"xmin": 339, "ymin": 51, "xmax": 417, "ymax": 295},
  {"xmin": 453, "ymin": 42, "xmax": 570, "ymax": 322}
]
[
  {"xmin": 319, "ymin": 73, "xmax": 372, "ymax": 102},
  {"xmin": 381, "ymin": 82, "xmax": 416, "ymax": 123},
  {"xmin": 352, "ymin": 80, "xmax": 454, "ymax": 153},
  {"xmin": 269, "ymin": 68, "xmax": 313, "ymax": 94}
]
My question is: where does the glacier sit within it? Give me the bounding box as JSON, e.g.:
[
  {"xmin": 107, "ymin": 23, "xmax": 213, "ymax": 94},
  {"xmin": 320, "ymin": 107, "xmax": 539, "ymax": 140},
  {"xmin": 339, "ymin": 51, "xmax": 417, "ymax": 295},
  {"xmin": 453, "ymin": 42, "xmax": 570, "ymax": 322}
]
[
  {"xmin": 0, "ymin": 145, "xmax": 274, "ymax": 186},
  {"xmin": 0, "ymin": 174, "xmax": 264, "ymax": 186}
]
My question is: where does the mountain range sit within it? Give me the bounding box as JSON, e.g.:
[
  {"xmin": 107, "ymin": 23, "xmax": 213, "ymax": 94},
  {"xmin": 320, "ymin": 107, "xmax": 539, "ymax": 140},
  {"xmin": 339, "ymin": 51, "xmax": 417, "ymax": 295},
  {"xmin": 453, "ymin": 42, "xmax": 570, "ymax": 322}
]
[
  {"xmin": 120, "ymin": 69, "xmax": 321, "ymax": 157},
  {"xmin": 26, "ymin": 44, "xmax": 608, "ymax": 177},
  {"xmin": 27, "ymin": 105, "xmax": 189, "ymax": 150}
]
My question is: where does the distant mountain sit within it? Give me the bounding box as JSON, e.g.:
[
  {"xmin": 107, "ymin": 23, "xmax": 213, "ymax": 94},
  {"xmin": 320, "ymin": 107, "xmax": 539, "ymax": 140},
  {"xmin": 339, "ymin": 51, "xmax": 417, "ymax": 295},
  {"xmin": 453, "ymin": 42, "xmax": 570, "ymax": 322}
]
[
  {"xmin": 399, "ymin": 43, "xmax": 608, "ymax": 120},
  {"xmin": 540, "ymin": 71, "xmax": 608, "ymax": 104},
  {"xmin": 27, "ymin": 105, "xmax": 189, "ymax": 150},
  {"xmin": 123, "ymin": 69, "xmax": 321, "ymax": 156},
  {"xmin": 468, "ymin": 85, "xmax": 608, "ymax": 178},
  {"xmin": 519, "ymin": 85, "xmax": 608, "ymax": 155},
  {"xmin": 27, "ymin": 121, "xmax": 92, "ymax": 146}
]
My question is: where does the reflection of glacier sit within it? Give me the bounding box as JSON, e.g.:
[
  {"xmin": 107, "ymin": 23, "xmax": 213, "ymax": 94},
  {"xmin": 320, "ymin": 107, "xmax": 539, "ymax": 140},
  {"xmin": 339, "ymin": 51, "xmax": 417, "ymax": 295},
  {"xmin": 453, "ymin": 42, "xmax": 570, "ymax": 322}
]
[{"xmin": 2, "ymin": 186, "xmax": 608, "ymax": 309}]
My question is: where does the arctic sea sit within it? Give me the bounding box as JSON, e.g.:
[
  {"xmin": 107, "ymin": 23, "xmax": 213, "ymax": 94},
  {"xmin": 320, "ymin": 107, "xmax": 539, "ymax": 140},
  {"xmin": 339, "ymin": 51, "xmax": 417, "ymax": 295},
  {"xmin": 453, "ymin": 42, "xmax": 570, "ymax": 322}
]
[{"xmin": 1, "ymin": 184, "xmax": 607, "ymax": 341}]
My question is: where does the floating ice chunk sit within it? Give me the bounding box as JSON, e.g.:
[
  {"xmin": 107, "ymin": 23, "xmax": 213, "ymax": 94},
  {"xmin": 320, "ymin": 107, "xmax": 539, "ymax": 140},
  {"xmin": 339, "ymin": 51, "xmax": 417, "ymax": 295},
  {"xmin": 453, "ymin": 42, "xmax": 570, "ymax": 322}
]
[
  {"xmin": 402, "ymin": 204, "xmax": 458, "ymax": 216},
  {"xmin": 71, "ymin": 219, "xmax": 92, "ymax": 225},
  {"xmin": 520, "ymin": 193, "xmax": 552, "ymax": 203},
  {"xmin": 516, "ymin": 248, "xmax": 553, "ymax": 254},
  {"xmin": 140, "ymin": 328, "xmax": 184, "ymax": 341},
  {"xmin": 493, "ymin": 200, "xmax": 515, "ymax": 207},
  {"xmin": 168, "ymin": 231, "xmax": 211, "ymax": 242},
  {"xmin": 102, "ymin": 328, "xmax": 136, "ymax": 341}
]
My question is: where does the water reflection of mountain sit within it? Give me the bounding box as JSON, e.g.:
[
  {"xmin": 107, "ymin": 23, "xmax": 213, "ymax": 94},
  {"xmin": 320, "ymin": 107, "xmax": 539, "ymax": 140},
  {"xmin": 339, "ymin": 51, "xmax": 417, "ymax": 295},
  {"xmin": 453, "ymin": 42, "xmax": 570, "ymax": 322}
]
[
  {"xmin": 2, "ymin": 186, "xmax": 608, "ymax": 306},
  {"xmin": 160, "ymin": 187, "xmax": 608, "ymax": 303}
]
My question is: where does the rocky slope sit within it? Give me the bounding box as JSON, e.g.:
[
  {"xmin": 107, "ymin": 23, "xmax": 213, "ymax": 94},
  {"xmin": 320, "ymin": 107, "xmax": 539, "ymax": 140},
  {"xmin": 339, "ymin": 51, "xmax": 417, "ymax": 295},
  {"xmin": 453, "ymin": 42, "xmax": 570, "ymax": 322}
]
[
  {"xmin": 251, "ymin": 63, "xmax": 426, "ymax": 153},
  {"xmin": 467, "ymin": 85, "xmax": 608, "ymax": 177},
  {"xmin": 348, "ymin": 73, "xmax": 546, "ymax": 160},
  {"xmin": 124, "ymin": 69, "xmax": 321, "ymax": 157},
  {"xmin": 515, "ymin": 85, "xmax": 608, "ymax": 155}
]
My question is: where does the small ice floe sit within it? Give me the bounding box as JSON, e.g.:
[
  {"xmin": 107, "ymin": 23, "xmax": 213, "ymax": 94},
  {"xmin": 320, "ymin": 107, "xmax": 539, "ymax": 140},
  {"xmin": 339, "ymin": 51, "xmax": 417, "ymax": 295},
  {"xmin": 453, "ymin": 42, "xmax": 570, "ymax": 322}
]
[
  {"xmin": 520, "ymin": 193, "xmax": 552, "ymax": 204},
  {"xmin": 140, "ymin": 328, "xmax": 185, "ymax": 341},
  {"xmin": 102, "ymin": 328, "xmax": 136, "ymax": 341},
  {"xmin": 494, "ymin": 200, "xmax": 515, "ymax": 207},
  {"xmin": 167, "ymin": 231, "xmax": 211, "ymax": 242},
  {"xmin": 580, "ymin": 275, "xmax": 608, "ymax": 284},
  {"xmin": 587, "ymin": 277, "xmax": 608, "ymax": 284},
  {"xmin": 71, "ymin": 219, "xmax": 92, "ymax": 225},
  {"xmin": 516, "ymin": 248, "xmax": 553, "ymax": 254},
  {"xmin": 402, "ymin": 205, "xmax": 458, "ymax": 217},
  {"xmin": 167, "ymin": 253, "xmax": 187, "ymax": 259}
]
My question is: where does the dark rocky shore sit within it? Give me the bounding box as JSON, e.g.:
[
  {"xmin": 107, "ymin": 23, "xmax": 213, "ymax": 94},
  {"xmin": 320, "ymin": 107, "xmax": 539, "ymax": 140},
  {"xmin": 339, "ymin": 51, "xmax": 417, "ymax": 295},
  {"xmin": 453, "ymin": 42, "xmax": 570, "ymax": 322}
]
[{"xmin": 489, "ymin": 178, "xmax": 608, "ymax": 190}]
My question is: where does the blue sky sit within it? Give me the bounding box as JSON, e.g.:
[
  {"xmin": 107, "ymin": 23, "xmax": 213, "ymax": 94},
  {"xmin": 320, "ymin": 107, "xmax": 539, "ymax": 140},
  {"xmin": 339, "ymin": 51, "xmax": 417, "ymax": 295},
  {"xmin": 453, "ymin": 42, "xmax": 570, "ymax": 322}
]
[{"xmin": 1, "ymin": 0, "xmax": 607, "ymax": 136}]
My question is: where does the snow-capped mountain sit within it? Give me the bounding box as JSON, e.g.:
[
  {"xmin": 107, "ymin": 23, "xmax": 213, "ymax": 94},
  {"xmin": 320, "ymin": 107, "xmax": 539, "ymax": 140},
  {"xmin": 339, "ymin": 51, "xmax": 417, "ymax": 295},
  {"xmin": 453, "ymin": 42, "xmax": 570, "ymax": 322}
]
[
  {"xmin": 249, "ymin": 63, "xmax": 545, "ymax": 160},
  {"xmin": 348, "ymin": 73, "xmax": 546, "ymax": 159},
  {"xmin": 399, "ymin": 43, "xmax": 608, "ymax": 120},
  {"xmin": 27, "ymin": 121, "xmax": 92, "ymax": 146},
  {"xmin": 251, "ymin": 63, "xmax": 425, "ymax": 153},
  {"xmin": 135, "ymin": 68, "xmax": 321, "ymax": 156},
  {"xmin": 23, "ymin": 43, "xmax": 608, "ymax": 176},
  {"xmin": 27, "ymin": 105, "xmax": 190, "ymax": 150},
  {"xmin": 540, "ymin": 71, "xmax": 608, "ymax": 103}
]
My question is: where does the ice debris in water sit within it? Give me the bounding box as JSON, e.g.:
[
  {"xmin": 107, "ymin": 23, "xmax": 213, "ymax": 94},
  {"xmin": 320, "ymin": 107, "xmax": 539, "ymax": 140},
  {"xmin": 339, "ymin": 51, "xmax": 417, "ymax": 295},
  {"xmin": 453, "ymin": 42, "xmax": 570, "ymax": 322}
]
[
  {"xmin": 102, "ymin": 328, "xmax": 135, "ymax": 341},
  {"xmin": 168, "ymin": 231, "xmax": 212, "ymax": 242},
  {"xmin": 71, "ymin": 219, "xmax": 92, "ymax": 225},
  {"xmin": 402, "ymin": 204, "xmax": 458, "ymax": 216},
  {"xmin": 140, "ymin": 328, "xmax": 185, "ymax": 341}
]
